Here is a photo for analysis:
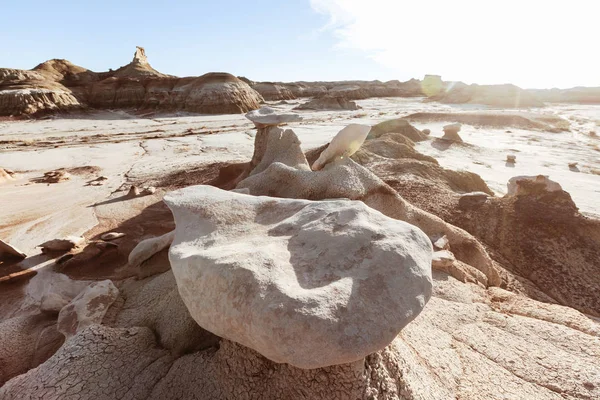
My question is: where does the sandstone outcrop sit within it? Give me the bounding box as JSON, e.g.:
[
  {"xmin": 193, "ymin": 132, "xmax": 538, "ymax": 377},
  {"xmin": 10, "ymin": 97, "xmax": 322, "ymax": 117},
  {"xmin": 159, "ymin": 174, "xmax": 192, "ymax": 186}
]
[
  {"xmin": 434, "ymin": 176, "xmax": 600, "ymax": 316},
  {"xmin": 294, "ymin": 95, "xmax": 360, "ymax": 111},
  {"xmin": 165, "ymin": 185, "xmax": 433, "ymax": 368}
]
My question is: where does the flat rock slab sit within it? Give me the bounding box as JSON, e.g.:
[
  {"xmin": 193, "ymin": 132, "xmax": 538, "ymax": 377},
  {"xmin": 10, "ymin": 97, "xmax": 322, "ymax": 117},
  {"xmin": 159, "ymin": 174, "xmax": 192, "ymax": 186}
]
[
  {"xmin": 165, "ymin": 185, "xmax": 433, "ymax": 369},
  {"xmin": 245, "ymin": 106, "xmax": 302, "ymax": 127}
]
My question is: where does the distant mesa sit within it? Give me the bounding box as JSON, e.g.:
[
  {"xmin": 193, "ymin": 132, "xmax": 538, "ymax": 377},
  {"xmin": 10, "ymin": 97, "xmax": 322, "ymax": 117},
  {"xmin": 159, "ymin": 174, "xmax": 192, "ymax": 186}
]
[{"xmin": 0, "ymin": 47, "xmax": 262, "ymax": 116}]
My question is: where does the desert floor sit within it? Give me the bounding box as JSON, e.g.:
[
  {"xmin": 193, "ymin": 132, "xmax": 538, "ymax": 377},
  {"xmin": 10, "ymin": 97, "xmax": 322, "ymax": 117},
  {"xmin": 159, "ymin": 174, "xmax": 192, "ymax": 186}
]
[{"xmin": 1, "ymin": 97, "xmax": 599, "ymax": 275}]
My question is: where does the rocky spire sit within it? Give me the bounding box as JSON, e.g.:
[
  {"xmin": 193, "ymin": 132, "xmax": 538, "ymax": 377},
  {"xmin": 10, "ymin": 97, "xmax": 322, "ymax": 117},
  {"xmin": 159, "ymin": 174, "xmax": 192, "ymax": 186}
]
[{"xmin": 132, "ymin": 46, "xmax": 149, "ymax": 65}]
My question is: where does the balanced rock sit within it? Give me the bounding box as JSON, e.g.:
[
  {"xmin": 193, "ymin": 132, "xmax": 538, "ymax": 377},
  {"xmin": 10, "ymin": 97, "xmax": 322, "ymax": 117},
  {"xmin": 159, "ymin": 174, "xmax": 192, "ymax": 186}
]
[
  {"xmin": 165, "ymin": 185, "xmax": 433, "ymax": 369},
  {"xmin": 507, "ymin": 175, "xmax": 562, "ymax": 196},
  {"xmin": 245, "ymin": 106, "xmax": 302, "ymax": 128},
  {"xmin": 57, "ymin": 280, "xmax": 119, "ymax": 338},
  {"xmin": 442, "ymin": 123, "xmax": 463, "ymax": 142},
  {"xmin": 422, "ymin": 128, "xmax": 431, "ymax": 135},
  {"xmin": 311, "ymin": 124, "xmax": 371, "ymax": 171},
  {"xmin": 458, "ymin": 191, "xmax": 490, "ymax": 210}
]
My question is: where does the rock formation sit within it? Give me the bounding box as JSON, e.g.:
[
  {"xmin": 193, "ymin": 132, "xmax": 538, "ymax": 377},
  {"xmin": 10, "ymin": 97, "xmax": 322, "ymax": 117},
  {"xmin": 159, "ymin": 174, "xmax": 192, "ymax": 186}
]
[
  {"xmin": 507, "ymin": 175, "xmax": 562, "ymax": 196},
  {"xmin": 294, "ymin": 95, "xmax": 360, "ymax": 111},
  {"xmin": 236, "ymin": 119, "xmax": 500, "ymax": 287},
  {"xmin": 0, "ymin": 47, "xmax": 263, "ymax": 116},
  {"xmin": 442, "ymin": 123, "xmax": 463, "ymax": 142},
  {"xmin": 165, "ymin": 185, "xmax": 433, "ymax": 368},
  {"xmin": 311, "ymin": 124, "xmax": 371, "ymax": 170}
]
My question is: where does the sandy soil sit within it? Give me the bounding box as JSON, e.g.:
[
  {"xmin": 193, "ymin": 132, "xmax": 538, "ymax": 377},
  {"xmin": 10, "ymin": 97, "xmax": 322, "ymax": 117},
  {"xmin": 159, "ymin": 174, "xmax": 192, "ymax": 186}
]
[{"xmin": 1, "ymin": 98, "xmax": 599, "ymax": 284}]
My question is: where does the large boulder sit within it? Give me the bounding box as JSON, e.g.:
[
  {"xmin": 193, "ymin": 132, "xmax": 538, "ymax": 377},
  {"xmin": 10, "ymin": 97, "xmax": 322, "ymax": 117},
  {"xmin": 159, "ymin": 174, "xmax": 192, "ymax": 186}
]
[{"xmin": 164, "ymin": 185, "xmax": 433, "ymax": 369}]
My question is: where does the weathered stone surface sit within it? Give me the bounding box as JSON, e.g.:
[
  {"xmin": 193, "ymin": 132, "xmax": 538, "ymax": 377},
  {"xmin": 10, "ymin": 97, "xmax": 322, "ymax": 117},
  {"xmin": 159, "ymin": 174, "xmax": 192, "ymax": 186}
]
[
  {"xmin": 451, "ymin": 182, "xmax": 600, "ymax": 316},
  {"xmin": 245, "ymin": 106, "xmax": 302, "ymax": 127},
  {"xmin": 432, "ymin": 250, "xmax": 456, "ymax": 268},
  {"xmin": 458, "ymin": 191, "xmax": 489, "ymax": 209},
  {"xmin": 40, "ymin": 293, "xmax": 70, "ymax": 315},
  {"xmin": 165, "ymin": 185, "xmax": 433, "ymax": 369},
  {"xmin": 311, "ymin": 124, "xmax": 371, "ymax": 171},
  {"xmin": 507, "ymin": 175, "xmax": 562, "ymax": 196},
  {"xmin": 3, "ymin": 273, "xmax": 599, "ymax": 400},
  {"xmin": 0, "ymin": 314, "xmax": 64, "ymax": 386},
  {"xmin": 57, "ymin": 280, "xmax": 119, "ymax": 338}
]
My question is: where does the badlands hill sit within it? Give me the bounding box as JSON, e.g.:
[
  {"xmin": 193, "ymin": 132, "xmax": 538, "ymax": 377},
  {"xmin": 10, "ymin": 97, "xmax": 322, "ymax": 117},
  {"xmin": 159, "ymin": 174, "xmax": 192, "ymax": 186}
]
[{"xmin": 0, "ymin": 47, "xmax": 262, "ymax": 116}]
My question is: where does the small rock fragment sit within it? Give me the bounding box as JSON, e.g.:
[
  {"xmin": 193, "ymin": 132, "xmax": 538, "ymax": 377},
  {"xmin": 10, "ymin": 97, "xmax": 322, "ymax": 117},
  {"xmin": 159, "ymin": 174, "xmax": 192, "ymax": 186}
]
[
  {"xmin": 432, "ymin": 250, "xmax": 456, "ymax": 269},
  {"xmin": 141, "ymin": 186, "xmax": 156, "ymax": 195},
  {"xmin": 506, "ymin": 154, "xmax": 517, "ymax": 163},
  {"xmin": 422, "ymin": 128, "xmax": 431, "ymax": 135},
  {"xmin": 568, "ymin": 162, "xmax": 578, "ymax": 168},
  {"xmin": 0, "ymin": 239, "xmax": 27, "ymax": 259},
  {"xmin": 101, "ymin": 232, "xmax": 126, "ymax": 241},
  {"xmin": 458, "ymin": 191, "xmax": 490, "ymax": 210},
  {"xmin": 127, "ymin": 186, "xmax": 140, "ymax": 198},
  {"xmin": 40, "ymin": 292, "xmax": 70, "ymax": 315},
  {"xmin": 432, "ymin": 235, "xmax": 449, "ymax": 250}
]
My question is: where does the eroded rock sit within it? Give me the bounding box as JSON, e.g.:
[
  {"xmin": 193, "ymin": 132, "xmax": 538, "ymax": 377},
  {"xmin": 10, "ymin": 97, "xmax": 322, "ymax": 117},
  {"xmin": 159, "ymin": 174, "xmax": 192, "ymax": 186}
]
[
  {"xmin": 57, "ymin": 280, "xmax": 119, "ymax": 338},
  {"xmin": 311, "ymin": 124, "xmax": 371, "ymax": 171},
  {"xmin": 165, "ymin": 185, "xmax": 433, "ymax": 369}
]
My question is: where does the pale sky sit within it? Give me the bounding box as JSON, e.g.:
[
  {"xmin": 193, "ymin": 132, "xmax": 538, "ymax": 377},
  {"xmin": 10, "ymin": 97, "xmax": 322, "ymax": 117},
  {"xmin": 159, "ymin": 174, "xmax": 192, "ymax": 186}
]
[
  {"xmin": 1, "ymin": 0, "xmax": 598, "ymax": 89},
  {"xmin": 311, "ymin": 0, "xmax": 600, "ymax": 88}
]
